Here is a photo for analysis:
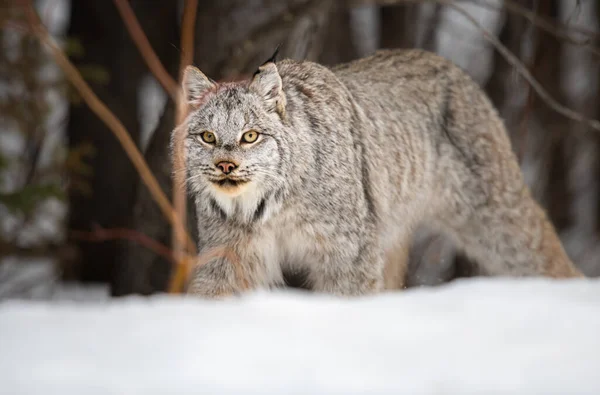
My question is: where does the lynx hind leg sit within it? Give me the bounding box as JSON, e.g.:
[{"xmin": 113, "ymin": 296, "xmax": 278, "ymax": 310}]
[
  {"xmin": 439, "ymin": 188, "xmax": 583, "ymax": 278},
  {"xmin": 450, "ymin": 194, "xmax": 583, "ymax": 278},
  {"xmin": 434, "ymin": 138, "xmax": 583, "ymax": 278},
  {"xmin": 433, "ymin": 77, "xmax": 583, "ymax": 279}
]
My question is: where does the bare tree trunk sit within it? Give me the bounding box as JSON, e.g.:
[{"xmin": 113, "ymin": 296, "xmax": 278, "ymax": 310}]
[
  {"xmin": 111, "ymin": 0, "xmax": 182, "ymax": 296},
  {"xmin": 65, "ymin": 1, "xmax": 144, "ymax": 284},
  {"xmin": 557, "ymin": 0, "xmax": 600, "ymax": 276},
  {"xmin": 524, "ymin": 0, "xmax": 571, "ymax": 227},
  {"xmin": 114, "ymin": 102, "xmax": 196, "ymax": 295},
  {"xmin": 379, "ymin": 3, "xmax": 418, "ymax": 49}
]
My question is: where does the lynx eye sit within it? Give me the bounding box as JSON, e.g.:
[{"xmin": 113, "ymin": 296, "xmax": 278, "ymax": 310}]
[
  {"xmin": 241, "ymin": 130, "xmax": 259, "ymax": 144},
  {"xmin": 200, "ymin": 131, "xmax": 216, "ymax": 144}
]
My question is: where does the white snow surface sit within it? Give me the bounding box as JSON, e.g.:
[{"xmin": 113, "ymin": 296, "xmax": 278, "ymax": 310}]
[{"xmin": 1, "ymin": 278, "xmax": 600, "ymax": 395}]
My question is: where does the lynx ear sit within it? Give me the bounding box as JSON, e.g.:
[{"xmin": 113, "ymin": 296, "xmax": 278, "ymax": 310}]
[
  {"xmin": 182, "ymin": 66, "xmax": 215, "ymax": 104},
  {"xmin": 249, "ymin": 61, "xmax": 286, "ymax": 116}
]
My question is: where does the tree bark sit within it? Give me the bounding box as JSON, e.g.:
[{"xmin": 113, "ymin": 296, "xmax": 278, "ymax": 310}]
[
  {"xmin": 109, "ymin": 0, "xmax": 181, "ymax": 296},
  {"xmin": 65, "ymin": 1, "xmax": 144, "ymax": 284}
]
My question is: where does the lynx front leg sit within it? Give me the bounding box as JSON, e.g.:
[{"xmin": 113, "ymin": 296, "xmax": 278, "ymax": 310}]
[
  {"xmin": 186, "ymin": 255, "xmax": 242, "ymax": 298},
  {"xmin": 186, "ymin": 238, "xmax": 284, "ymax": 298},
  {"xmin": 309, "ymin": 239, "xmax": 385, "ymax": 296}
]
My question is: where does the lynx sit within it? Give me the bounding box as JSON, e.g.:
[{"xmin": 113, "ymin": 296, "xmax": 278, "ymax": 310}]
[{"xmin": 176, "ymin": 49, "xmax": 583, "ymax": 298}]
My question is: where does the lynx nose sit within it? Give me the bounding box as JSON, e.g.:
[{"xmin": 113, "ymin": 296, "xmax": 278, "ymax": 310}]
[{"xmin": 216, "ymin": 161, "xmax": 237, "ymax": 174}]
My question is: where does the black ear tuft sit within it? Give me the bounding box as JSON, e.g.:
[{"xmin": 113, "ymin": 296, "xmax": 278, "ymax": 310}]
[
  {"xmin": 265, "ymin": 45, "xmax": 280, "ymax": 65},
  {"xmin": 253, "ymin": 45, "xmax": 281, "ymax": 77}
]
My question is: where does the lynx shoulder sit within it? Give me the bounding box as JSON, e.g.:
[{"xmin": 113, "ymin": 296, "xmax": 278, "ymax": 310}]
[{"xmin": 176, "ymin": 48, "xmax": 582, "ymax": 298}]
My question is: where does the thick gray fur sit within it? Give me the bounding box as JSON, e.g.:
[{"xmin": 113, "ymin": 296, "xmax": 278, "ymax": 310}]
[{"xmin": 176, "ymin": 49, "xmax": 583, "ymax": 298}]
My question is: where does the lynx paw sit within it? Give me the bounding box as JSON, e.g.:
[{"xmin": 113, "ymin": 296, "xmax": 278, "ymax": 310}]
[{"xmin": 186, "ymin": 282, "xmax": 240, "ymax": 300}]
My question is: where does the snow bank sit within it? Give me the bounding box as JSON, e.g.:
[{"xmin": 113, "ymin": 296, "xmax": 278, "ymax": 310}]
[{"xmin": 1, "ymin": 278, "xmax": 600, "ymax": 395}]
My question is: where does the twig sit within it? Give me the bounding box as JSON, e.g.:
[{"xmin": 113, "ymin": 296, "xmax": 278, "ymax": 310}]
[
  {"xmin": 178, "ymin": 0, "xmax": 199, "ymax": 84},
  {"xmin": 355, "ymin": 0, "xmax": 600, "ymax": 44},
  {"xmin": 441, "ymin": 0, "xmax": 600, "ymax": 132},
  {"xmin": 354, "ymin": 0, "xmax": 600, "ymax": 132},
  {"xmin": 68, "ymin": 227, "xmax": 244, "ymax": 295},
  {"xmin": 20, "ymin": 0, "xmax": 197, "ymax": 255},
  {"xmin": 170, "ymin": 0, "xmax": 199, "ymax": 293},
  {"xmin": 112, "ymin": 0, "xmax": 179, "ymax": 100},
  {"xmin": 466, "ymin": 0, "xmax": 600, "ymax": 56},
  {"xmin": 70, "ymin": 226, "xmax": 178, "ymax": 265},
  {"xmin": 0, "ymin": 240, "xmax": 66, "ymax": 258},
  {"xmin": 515, "ymin": 0, "xmax": 540, "ymax": 164},
  {"xmin": 503, "ymin": 0, "xmax": 599, "ymax": 40},
  {"xmin": 170, "ymin": 246, "xmax": 245, "ymax": 294},
  {"xmin": 112, "ymin": 0, "xmax": 200, "ymax": 293},
  {"xmin": 0, "ymin": 20, "xmax": 30, "ymax": 33}
]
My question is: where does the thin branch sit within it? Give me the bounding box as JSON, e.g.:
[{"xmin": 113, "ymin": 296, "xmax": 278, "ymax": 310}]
[
  {"xmin": 169, "ymin": 246, "xmax": 245, "ymax": 294},
  {"xmin": 352, "ymin": 0, "xmax": 600, "ymax": 132},
  {"xmin": 502, "ymin": 0, "xmax": 599, "ymax": 40},
  {"xmin": 467, "ymin": 0, "xmax": 600, "ymax": 58},
  {"xmin": 441, "ymin": 0, "xmax": 600, "ymax": 132},
  {"xmin": 170, "ymin": 0, "xmax": 199, "ymax": 293},
  {"xmin": 112, "ymin": 0, "xmax": 179, "ymax": 100},
  {"xmin": 0, "ymin": 240, "xmax": 66, "ymax": 258},
  {"xmin": 111, "ymin": 0, "xmax": 200, "ymax": 292},
  {"xmin": 515, "ymin": 0, "xmax": 540, "ymax": 164},
  {"xmin": 0, "ymin": 20, "xmax": 30, "ymax": 33},
  {"xmin": 21, "ymin": 1, "xmax": 197, "ymax": 255},
  {"xmin": 355, "ymin": 0, "xmax": 600, "ymax": 43},
  {"xmin": 70, "ymin": 226, "xmax": 177, "ymax": 265},
  {"xmin": 178, "ymin": 0, "xmax": 199, "ymax": 83}
]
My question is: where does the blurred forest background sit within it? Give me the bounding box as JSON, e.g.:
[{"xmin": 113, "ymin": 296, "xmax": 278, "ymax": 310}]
[{"xmin": 1, "ymin": 0, "xmax": 599, "ymax": 300}]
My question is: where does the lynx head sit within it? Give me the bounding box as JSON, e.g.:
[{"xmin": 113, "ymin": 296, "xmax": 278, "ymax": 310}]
[{"xmin": 181, "ymin": 54, "xmax": 288, "ymax": 205}]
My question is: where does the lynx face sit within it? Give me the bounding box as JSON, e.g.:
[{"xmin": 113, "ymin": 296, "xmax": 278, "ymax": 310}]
[{"xmin": 184, "ymin": 85, "xmax": 285, "ymax": 200}]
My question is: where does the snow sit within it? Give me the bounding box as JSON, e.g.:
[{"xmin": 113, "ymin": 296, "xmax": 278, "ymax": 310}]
[
  {"xmin": 0, "ymin": 257, "xmax": 110, "ymax": 301},
  {"xmin": 138, "ymin": 74, "xmax": 168, "ymax": 153},
  {"xmin": 1, "ymin": 278, "xmax": 600, "ymax": 395}
]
